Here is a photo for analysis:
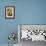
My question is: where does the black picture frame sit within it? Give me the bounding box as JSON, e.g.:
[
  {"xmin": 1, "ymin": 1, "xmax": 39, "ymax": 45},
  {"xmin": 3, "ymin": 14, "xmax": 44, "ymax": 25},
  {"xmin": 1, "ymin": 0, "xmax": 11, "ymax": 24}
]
[{"xmin": 5, "ymin": 6, "xmax": 15, "ymax": 19}]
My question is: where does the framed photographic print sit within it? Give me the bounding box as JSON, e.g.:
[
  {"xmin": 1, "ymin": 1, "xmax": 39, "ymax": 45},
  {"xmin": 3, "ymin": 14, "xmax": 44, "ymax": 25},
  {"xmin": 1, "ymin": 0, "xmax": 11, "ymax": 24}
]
[{"xmin": 5, "ymin": 6, "xmax": 15, "ymax": 19}]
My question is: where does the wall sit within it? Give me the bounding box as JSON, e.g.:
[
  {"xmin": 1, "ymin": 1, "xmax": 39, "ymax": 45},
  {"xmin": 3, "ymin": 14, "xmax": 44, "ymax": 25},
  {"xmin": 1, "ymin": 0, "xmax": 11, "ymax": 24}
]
[
  {"xmin": 16, "ymin": 0, "xmax": 46, "ymax": 24},
  {"xmin": 0, "ymin": 0, "xmax": 18, "ymax": 44},
  {"xmin": 0, "ymin": 0, "xmax": 46, "ymax": 45}
]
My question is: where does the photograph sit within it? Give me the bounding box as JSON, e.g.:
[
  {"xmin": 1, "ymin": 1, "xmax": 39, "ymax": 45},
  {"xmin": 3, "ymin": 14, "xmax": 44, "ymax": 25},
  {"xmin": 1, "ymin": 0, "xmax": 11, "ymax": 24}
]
[{"xmin": 5, "ymin": 6, "xmax": 15, "ymax": 19}]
